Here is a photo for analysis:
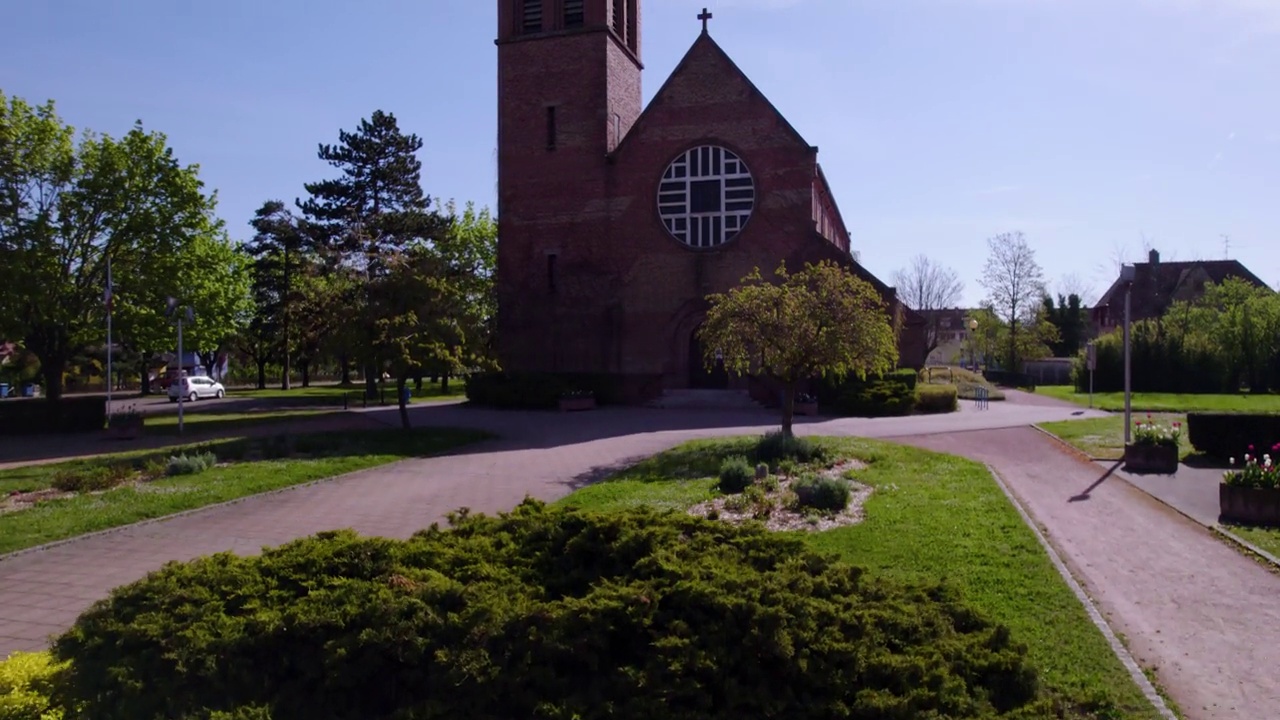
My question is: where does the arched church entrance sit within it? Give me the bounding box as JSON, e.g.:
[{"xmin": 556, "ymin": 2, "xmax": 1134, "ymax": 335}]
[{"xmin": 688, "ymin": 327, "xmax": 729, "ymax": 389}]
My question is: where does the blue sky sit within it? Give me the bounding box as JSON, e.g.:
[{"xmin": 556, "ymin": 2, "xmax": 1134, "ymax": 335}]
[{"xmin": 3, "ymin": 0, "xmax": 1277, "ymax": 306}]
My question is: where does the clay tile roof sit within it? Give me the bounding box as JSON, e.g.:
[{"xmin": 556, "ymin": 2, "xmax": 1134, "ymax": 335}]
[{"xmin": 1095, "ymin": 257, "xmax": 1272, "ymax": 320}]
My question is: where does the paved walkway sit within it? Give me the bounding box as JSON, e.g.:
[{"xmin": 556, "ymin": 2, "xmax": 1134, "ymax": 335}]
[
  {"xmin": 905, "ymin": 429, "xmax": 1280, "ymax": 720},
  {"xmin": 5, "ymin": 398, "xmax": 1279, "ymax": 717},
  {"xmin": 1107, "ymin": 461, "xmax": 1226, "ymax": 528}
]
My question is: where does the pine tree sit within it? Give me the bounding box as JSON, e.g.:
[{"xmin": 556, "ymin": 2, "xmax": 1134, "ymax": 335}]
[
  {"xmin": 245, "ymin": 200, "xmax": 312, "ymax": 390},
  {"xmin": 298, "ymin": 110, "xmax": 449, "ymax": 397}
]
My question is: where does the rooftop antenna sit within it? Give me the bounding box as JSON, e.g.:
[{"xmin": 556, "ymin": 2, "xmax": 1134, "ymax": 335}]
[{"xmin": 1221, "ymin": 234, "xmax": 1231, "ymax": 259}]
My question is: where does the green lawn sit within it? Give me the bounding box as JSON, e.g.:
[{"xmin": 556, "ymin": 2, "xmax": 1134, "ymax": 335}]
[
  {"xmin": 0, "ymin": 427, "xmax": 489, "ymax": 555},
  {"xmin": 142, "ymin": 409, "xmax": 336, "ymax": 435},
  {"xmin": 1223, "ymin": 525, "xmax": 1280, "ymax": 560},
  {"xmin": 558, "ymin": 437, "xmax": 1160, "ymax": 719},
  {"xmin": 229, "ymin": 382, "xmax": 465, "ymax": 403},
  {"xmin": 1038, "ymin": 414, "xmax": 1192, "ymax": 460},
  {"xmin": 1038, "ymin": 385, "xmax": 1280, "ymax": 413}
]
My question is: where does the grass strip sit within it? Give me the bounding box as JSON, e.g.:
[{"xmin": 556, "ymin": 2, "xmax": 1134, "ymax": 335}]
[
  {"xmin": 0, "ymin": 427, "xmax": 489, "ymax": 555},
  {"xmin": 1037, "ymin": 386, "xmax": 1280, "ymax": 413}
]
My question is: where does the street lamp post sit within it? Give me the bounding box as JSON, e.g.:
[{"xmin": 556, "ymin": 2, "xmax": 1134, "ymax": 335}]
[
  {"xmin": 1120, "ymin": 264, "xmax": 1136, "ymax": 444},
  {"xmin": 166, "ymin": 298, "xmax": 195, "ymax": 435},
  {"xmin": 968, "ymin": 318, "xmax": 979, "ymax": 370}
]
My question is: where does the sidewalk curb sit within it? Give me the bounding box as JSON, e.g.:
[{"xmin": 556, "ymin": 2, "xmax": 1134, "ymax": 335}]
[
  {"xmin": 1213, "ymin": 526, "xmax": 1280, "ymax": 571},
  {"xmin": 1030, "ymin": 426, "xmax": 1280, "ymax": 573},
  {"xmin": 982, "ymin": 462, "xmax": 1178, "ymax": 720}
]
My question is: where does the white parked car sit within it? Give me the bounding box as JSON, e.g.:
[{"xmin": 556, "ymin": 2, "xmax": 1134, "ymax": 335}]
[{"xmin": 168, "ymin": 376, "xmax": 225, "ymax": 402}]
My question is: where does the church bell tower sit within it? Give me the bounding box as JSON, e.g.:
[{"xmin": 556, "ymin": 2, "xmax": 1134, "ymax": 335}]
[{"xmin": 494, "ymin": 0, "xmax": 644, "ymax": 373}]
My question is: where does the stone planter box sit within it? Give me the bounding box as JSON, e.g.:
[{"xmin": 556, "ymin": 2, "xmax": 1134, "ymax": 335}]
[
  {"xmin": 1123, "ymin": 443, "xmax": 1178, "ymax": 474},
  {"xmin": 1220, "ymin": 484, "xmax": 1280, "ymax": 527},
  {"xmin": 558, "ymin": 397, "xmax": 596, "ymax": 412},
  {"xmin": 794, "ymin": 402, "xmax": 819, "ymax": 417}
]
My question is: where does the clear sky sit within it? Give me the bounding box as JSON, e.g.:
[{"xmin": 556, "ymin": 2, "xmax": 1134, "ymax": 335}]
[{"xmin": 3, "ymin": 0, "xmax": 1277, "ymax": 307}]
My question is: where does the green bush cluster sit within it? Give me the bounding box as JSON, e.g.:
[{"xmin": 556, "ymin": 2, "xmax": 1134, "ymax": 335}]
[
  {"xmin": 815, "ymin": 369, "xmax": 918, "ymax": 417},
  {"xmin": 716, "ymin": 455, "xmax": 754, "ymax": 494},
  {"xmin": 792, "ymin": 473, "xmax": 851, "ymax": 512},
  {"xmin": 0, "ymin": 397, "xmax": 106, "ymax": 436},
  {"xmin": 1187, "ymin": 413, "xmax": 1280, "ymax": 461},
  {"xmin": 50, "ymin": 463, "xmax": 133, "ymax": 493},
  {"xmin": 752, "ymin": 431, "xmax": 825, "ymax": 465},
  {"xmin": 53, "ymin": 501, "xmax": 1045, "ymax": 720},
  {"xmin": 0, "ymin": 651, "xmax": 66, "ymax": 720},
  {"xmin": 916, "ymin": 384, "xmax": 959, "ymax": 414},
  {"xmin": 165, "ymin": 452, "xmax": 219, "ymax": 477}
]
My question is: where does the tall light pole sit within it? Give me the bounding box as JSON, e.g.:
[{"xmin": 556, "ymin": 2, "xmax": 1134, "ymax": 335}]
[
  {"xmin": 968, "ymin": 318, "xmax": 979, "ymax": 370},
  {"xmin": 1120, "ymin": 264, "xmax": 1135, "ymax": 444},
  {"xmin": 166, "ymin": 298, "xmax": 195, "ymax": 435}
]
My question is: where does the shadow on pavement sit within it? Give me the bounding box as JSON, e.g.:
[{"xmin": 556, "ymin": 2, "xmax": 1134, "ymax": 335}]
[{"xmin": 1069, "ymin": 461, "xmax": 1122, "ymax": 503}]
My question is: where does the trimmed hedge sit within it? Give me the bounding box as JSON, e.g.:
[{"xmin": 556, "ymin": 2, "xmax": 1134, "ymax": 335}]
[
  {"xmin": 54, "ymin": 501, "xmax": 1048, "ymax": 719},
  {"xmin": 815, "ymin": 369, "xmax": 918, "ymax": 417},
  {"xmin": 0, "ymin": 397, "xmax": 105, "ymax": 435},
  {"xmin": 464, "ymin": 372, "xmax": 660, "ymax": 409},
  {"xmin": 1187, "ymin": 413, "xmax": 1280, "ymax": 460},
  {"xmin": 916, "ymin": 384, "xmax": 959, "ymax": 414},
  {"xmin": 983, "ymin": 370, "xmax": 1035, "ymax": 389}
]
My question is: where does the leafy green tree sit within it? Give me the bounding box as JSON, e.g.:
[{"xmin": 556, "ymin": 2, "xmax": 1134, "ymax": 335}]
[
  {"xmin": 699, "ymin": 260, "xmax": 899, "ymax": 436},
  {"xmin": 245, "ymin": 200, "xmax": 312, "ymax": 389},
  {"xmin": 371, "ymin": 244, "xmax": 491, "ymax": 428},
  {"xmin": 980, "ymin": 231, "xmax": 1045, "ymax": 371},
  {"xmin": 1166, "ymin": 277, "xmax": 1280, "ymax": 392},
  {"xmin": 297, "ymin": 110, "xmax": 449, "ymax": 398},
  {"xmin": 431, "ymin": 199, "xmax": 498, "ymax": 387},
  {"xmin": 0, "ymin": 91, "xmax": 222, "ymax": 399},
  {"xmin": 969, "ymin": 303, "xmax": 1058, "ymax": 370},
  {"xmin": 1041, "ymin": 293, "xmax": 1087, "ymax": 357}
]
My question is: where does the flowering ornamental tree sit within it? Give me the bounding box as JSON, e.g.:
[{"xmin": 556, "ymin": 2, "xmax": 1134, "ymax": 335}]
[{"xmin": 699, "ymin": 261, "xmax": 899, "ymax": 436}]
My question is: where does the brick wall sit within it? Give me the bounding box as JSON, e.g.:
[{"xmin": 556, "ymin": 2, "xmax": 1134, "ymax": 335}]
[{"xmin": 496, "ymin": 10, "xmax": 925, "ymax": 386}]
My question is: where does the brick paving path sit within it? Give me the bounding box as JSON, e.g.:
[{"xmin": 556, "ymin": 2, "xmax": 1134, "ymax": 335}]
[
  {"xmin": 6, "ymin": 400, "xmax": 1276, "ymax": 719},
  {"xmin": 903, "ymin": 428, "xmax": 1280, "ymax": 720}
]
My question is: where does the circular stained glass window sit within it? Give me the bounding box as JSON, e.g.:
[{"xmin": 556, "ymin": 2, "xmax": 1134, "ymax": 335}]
[{"xmin": 657, "ymin": 145, "xmax": 755, "ymax": 248}]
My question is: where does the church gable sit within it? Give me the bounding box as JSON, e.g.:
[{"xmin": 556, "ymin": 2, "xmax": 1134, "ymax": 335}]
[{"xmin": 612, "ymin": 33, "xmax": 813, "ymax": 162}]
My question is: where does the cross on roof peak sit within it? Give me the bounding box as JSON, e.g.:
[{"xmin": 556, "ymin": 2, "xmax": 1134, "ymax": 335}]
[{"xmin": 698, "ymin": 7, "xmax": 713, "ymax": 34}]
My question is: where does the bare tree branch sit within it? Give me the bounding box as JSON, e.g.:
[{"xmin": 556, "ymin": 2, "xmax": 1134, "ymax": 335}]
[
  {"xmin": 892, "ymin": 254, "xmax": 963, "ymax": 357},
  {"xmin": 980, "ymin": 231, "xmax": 1045, "ymax": 370},
  {"xmin": 1056, "ymin": 273, "xmax": 1096, "ymax": 307}
]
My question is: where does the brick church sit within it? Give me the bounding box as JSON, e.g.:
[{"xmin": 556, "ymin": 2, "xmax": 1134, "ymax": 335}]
[{"xmin": 494, "ymin": 1, "xmax": 926, "ymax": 400}]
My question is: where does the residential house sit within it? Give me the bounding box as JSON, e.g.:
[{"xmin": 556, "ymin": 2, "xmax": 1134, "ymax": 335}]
[{"xmin": 1092, "ymin": 249, "xmax": 1272, "ymax": 332}]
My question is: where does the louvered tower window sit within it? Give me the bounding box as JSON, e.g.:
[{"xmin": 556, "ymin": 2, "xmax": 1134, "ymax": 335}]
[
  {"xmin": 612, "ymin": 0, "xmax": 625, "ymax": 37},
  {"xmin": 522, "ymin": 0, "xmax": 542, "ymax": 33},
  {"xmin": 564, "ymin": 0, "xmax": 584, "ymax": 28}
]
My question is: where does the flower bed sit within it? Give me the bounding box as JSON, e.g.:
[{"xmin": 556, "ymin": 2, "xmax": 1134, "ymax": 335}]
[
  {"xmin": 1123, "ymin": 417, "xmax": 1180, "ymax": 474},
  {"xmin": 1220, "ymin": 444, "xmax": 1280, "ymax": 526}
]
